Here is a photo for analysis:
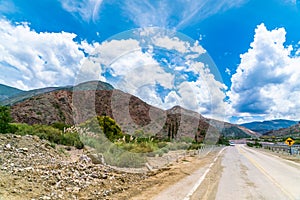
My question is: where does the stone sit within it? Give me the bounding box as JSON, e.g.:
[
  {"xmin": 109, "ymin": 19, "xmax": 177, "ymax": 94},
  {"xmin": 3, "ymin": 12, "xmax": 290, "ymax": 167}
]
[
  {"xmin": 87, "ymin": 153, "xmax": 105, "ymax": 165},
  {"xmin": 5, "ymin": 143, "xmax": 11, "ymax": 150},
  {"xmin": 79, "ymin": 155, "xmax": 91, "ymax": 164}
]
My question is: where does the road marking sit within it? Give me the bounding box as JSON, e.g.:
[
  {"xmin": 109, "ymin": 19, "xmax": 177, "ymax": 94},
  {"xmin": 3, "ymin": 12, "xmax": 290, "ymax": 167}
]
[
  {"xmin": 237, "ymin": 146, "xmax": 295, "ymax": 200},
  {"xmin": 183, "ymin": 147, "xmax": 227, "ymax": 200},
  {"xmin": 244, "ymin": 146, "xmax": 300, "ymax": 168}
]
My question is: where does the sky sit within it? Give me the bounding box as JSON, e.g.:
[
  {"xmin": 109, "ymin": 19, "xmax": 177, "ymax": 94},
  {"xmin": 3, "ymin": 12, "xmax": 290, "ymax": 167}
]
[{"xmin": 1, "ymin": 0, "xmax": 300, "ymax": 124}]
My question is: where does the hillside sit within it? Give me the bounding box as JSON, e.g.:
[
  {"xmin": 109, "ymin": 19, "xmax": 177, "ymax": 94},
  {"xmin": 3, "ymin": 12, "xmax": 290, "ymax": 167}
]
[
  {"xmin": 240, "ymin": 119, "xmax": 298, "ymax": 134},
  {"xmin": 0, "ymin": 84, "xmax": 23, "ymax": 101},
  {"xmin": 7, "ymin": 81, "xmax": 254, "ymax": 141},
  {"xmin": 264, "ymin": 122, "xmax": 300, "ymax": 137},
  {"xmin": 0, "ymin": 81, "xmax": 114, "ymax": 106}
]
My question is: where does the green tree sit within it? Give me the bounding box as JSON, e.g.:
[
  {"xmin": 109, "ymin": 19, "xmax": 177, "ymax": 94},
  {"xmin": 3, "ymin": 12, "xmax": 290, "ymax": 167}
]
[
  {"xmin": 0, "ymin": 106, "xmax": 17, "ymax": 133},
  {"xmin": 97, "ymin": 116, "xmax": 123, "ymax": 141}
]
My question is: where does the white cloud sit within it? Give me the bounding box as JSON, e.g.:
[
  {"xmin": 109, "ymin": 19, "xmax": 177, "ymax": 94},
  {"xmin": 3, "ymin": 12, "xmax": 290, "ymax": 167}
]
[
  {"xmin": 78, "ymin": 28, "xmax": 227, "ymax": 119},
  {"xmin": 225, "ymin": 68, "xmax": 231, "ymax": 75},
  {"xmin": 0, "ymin": 19, "xmax": 97, "ymax": 90},
  {"xmin": 59, "ymin": 0, "xmax": 103, "ymax": 22},
  {"xmin": 0, "ymin": 20, "xmax": 227, "ymax": 120},
  {"xmin": 122, "ymin": 0, "xmax": 248, "ymax": 29},
  {"xmin": 229, "ymin": 23, "xmax": 300, "ymax": 121}
]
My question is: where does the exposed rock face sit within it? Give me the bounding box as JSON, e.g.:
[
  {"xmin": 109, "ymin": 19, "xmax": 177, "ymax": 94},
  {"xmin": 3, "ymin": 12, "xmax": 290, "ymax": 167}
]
[
  {"xmin": 11, "ymin": 88, "xmax": 216, "ymax": 140},
  {"xmin": 9, "ymin": 81, "xmax": 255, "ymax": 140},
  {"xmin": 0, "ymin": 134, "xmax": 147, "ymax": 199},
  {"xmin": 11, "ymin": 90, "xmax": 74, "ymax": 125}
]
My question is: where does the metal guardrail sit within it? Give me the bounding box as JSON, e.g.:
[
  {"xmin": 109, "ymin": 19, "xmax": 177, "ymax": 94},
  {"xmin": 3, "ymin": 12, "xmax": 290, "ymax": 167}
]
[{"xmin": 261, "ymin": 144, "xmax": 300, "ymax": 156}]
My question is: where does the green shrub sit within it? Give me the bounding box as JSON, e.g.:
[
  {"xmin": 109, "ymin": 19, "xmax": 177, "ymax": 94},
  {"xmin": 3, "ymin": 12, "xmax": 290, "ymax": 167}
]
[
  {"xmin": 97, "ymin": 116, "xmax": 124, "ymax": 142},
  {"xmin": 117, "ymin": 152, "xmax": 146, "ymax": 168},
  {"xmin": 157, "ymin": 142, "xmax": 167, "ymax": 149},
  {"xmin": 14, "ymin": 123, "xmax": 84, "ymax": 149},
  {"xmin": 0, "ymin": 106, "xmax": 17, "ymax": 134},
  {"xmin": 247, "ymin": 141, "xmax": 262, "ymax": 148},
  {"xmin": 161, "ymin": 147, "xmax": 169, "ymax": 153},
  {"xmin": 51, "ymin": 122, "xmax": 71, "ymax": 131},
  {"xmin": 188, "ymin": 143, "xmax": 204, "ymax": 150}
]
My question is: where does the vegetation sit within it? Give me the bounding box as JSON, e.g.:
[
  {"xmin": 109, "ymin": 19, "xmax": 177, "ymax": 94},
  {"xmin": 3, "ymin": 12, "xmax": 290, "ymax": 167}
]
[
  {"xmin": 217, "ymin": 136, "xmax": 230, "ymax": 146},
  {"xmin": 97, "ymin": 116, "xmax": 124, "ymax": 142},
  {"xmin": 78, "ymin": 116, "xmax": 199, "ymax": 167},
  {"xmin": 247, "ymin": 141, "xmax": 262, "ymax": 148},
  {"xmin": 13, "ymin": 123, "xmax": 84, "ymax": 149},
  {"xmin": 0, "ymin": 106, "xmax": 83, "ymax": 149},
  {"xmin": 0, "ymin": 106, "xmax": 17, "ymax": 134}
]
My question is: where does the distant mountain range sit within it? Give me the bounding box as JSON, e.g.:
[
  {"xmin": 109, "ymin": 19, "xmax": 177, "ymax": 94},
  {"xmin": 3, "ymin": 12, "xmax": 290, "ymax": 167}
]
[
  {"xmin": 263, "ymin": 122, "xmax": 300, "ymax": 137},
  {"xmin": 240, "ymin": 119, "xmax": 299, "ymax": 135},
  {"xmin": 1, "ymin": 81, "xmax": 258, "ymax": 141},
  {"xmin": 0, "ymin": 84, "xmax": 24, "ymax": 101}
]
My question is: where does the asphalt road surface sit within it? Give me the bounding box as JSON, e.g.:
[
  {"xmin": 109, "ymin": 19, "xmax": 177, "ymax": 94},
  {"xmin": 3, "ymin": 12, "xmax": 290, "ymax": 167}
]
[
  {"xmin": 215, "ymin": 145, "xmax": 300, "ymax": 200},
  {"xmin": 152, "ymin": 145, "xmax": 300, "ymax": 200}
]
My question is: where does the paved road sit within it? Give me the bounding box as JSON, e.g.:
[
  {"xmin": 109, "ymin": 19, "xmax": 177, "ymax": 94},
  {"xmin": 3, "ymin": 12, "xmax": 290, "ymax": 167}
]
[{"xmin": 215, "ymin": 145, "xmax": 300, "ymax": 200}]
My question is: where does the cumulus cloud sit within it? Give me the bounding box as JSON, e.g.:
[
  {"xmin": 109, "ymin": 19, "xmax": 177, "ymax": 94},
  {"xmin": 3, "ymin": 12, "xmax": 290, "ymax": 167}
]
[
  {"xmin": 0, "ymin": 19, "xmax": 226, "ymax": 119},
  {"xmin": 229, "ymin": 23, "xmax": 300, "ymax": 121},
  {"xmin": 78, "ymin": 28, "xmax": 227, "ymax": 119},
  {"xmin": 0, "ymin": 19, "xmax": 97, "ymax": 90},
  {"xmin": 59, "ymin": 0, "xmax": 103, "ymax": 22},
  {"xmin": 122, "ymin": 0, "xmax": 248, "ymax": 29}
]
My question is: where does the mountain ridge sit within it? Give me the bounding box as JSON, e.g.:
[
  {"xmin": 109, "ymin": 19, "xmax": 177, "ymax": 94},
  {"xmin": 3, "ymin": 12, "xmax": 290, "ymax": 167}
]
[
  {"xmin": 1, "ymin": 81, "xmax": 256, "ymax": 141},
  {"xmin": 0, "ymin": 84, "xmax": 24, "ymax": 101},
  {"xmin": 240, "ymin": 119, "xmax": 298, "ymax": 134}
]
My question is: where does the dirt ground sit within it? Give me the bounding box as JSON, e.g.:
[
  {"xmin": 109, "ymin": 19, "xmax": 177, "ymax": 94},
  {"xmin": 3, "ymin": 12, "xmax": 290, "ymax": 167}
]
[{"xmin": 113, "ymin": 149, "xmax": 221, "ymax": 200}]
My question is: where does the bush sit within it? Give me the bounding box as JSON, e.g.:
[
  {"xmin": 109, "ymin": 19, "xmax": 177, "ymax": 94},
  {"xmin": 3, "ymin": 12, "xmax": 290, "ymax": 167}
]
[
  {"xmin": 97, "ymin": 116, "xmax": 124, "ymax": 142},
  {"xmin": 0, "ymin": 106, "xmax": 17, "ymax": 134},
  {"xmin": 157, "ymin": 142, "xmax": 167, "ymax": 149},
  {"xmin": 14, "ymin": 123, "xmax": 84, "ymax": 149},
  {"xmin": 188, "ymin": 143, "xmax": 204, "ymax": 150},
  {"xmin": 247, "ymin": 141, "xmax": 262, "ymax": 148},
  {"xmin": 51, "ymin": 122, "xmax": 71, "ymax": 131},
  {"xmin": 117, "ymin": 152, "xmax": 146, "ymax": 168}
]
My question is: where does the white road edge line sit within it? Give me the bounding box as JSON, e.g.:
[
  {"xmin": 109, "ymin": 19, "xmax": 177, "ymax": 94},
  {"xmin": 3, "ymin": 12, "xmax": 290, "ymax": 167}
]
[
  {"xmin": 243, "ymin": 145, "xmax": 300, "ymax": 168},
  {"xmin": 183, "ymin": 147, "xmax": 227, "ymax": 200}
]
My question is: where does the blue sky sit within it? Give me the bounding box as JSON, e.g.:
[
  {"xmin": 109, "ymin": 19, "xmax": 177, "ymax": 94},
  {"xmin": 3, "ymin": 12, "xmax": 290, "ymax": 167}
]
[{"xmin": 1, "ymin": 0, "xmax": 300, "ymax": 123}]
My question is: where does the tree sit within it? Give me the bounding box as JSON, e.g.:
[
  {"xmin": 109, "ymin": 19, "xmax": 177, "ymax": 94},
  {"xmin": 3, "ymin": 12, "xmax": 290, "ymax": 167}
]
[
  {"xmin": 0, "ymin": 106, "xmax": 17, "ymax": 134},
  {"xmin": 97, "ymin": 116, "xmax": 123, "ymax": 141}
]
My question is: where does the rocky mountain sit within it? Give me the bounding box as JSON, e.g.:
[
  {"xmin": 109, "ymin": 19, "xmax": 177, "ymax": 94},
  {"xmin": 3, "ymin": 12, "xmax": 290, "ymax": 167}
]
[
  {"xmin": 207, "ymin": 119, "xmax": 260, "ymax": 138},
  {"xmin": 0, "ymin": 84, "xmax": 23, "ymax": 101},
  {"xmin": 264, "ymin": 122, "xmax": 300, "ymax": 137},
  {"xmin": 0, "ymin": 80, "xmax": 114, "ymax": 106},
  {"xmin": 240, "ymin": 119, "xmax": 298, "ymax": 134},
  {"xmin": 7, "ymin": 81, "xmax": 254, "ymax": 141}
]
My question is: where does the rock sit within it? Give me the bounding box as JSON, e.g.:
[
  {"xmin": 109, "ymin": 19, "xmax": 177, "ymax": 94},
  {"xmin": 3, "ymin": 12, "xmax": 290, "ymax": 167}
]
[
  {"xmin": 78, "ymin": 155, "xmax": 91, "ymax": 164},
  {"xmin": 87, "ymin": 153, "xmax": 105, "ymax": 165},
  {"xmin": 40, "ymin": 196, "xmax": 51, "ymax": 200},
  {"xmin": 20, "ymin": 147, "xmax": 29, "ymax": 152},
  {"xmin": 145, "ymin": 162, "xmax": 153, "ymax": 171},
  {"xmin": 4, "ymin": 143, "xmax": 11, "ymax": 150}
]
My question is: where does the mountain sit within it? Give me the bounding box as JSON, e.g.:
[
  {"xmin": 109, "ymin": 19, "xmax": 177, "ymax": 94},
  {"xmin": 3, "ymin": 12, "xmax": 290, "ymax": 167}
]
[
  {"xmin": 0, "ymin": 84, "xmax": 23, "ymax": 101},
  {"xmin": 7, "ymin": 81, "xmax": 255, "ymax": 142},
  {"xmin": 240, "ymin": 119, "xmax": 298, "ymax": 134},
  {"xmin": 264, "ymin": 122, "xmax": 300, "ymax": 137},
  {"xmin": 209, "ymin": 119, "xmax": 260, "ymax": 138},
  {"xmin": 0, "ymin": 80, "xmax": 114, "ymax": 106}
]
